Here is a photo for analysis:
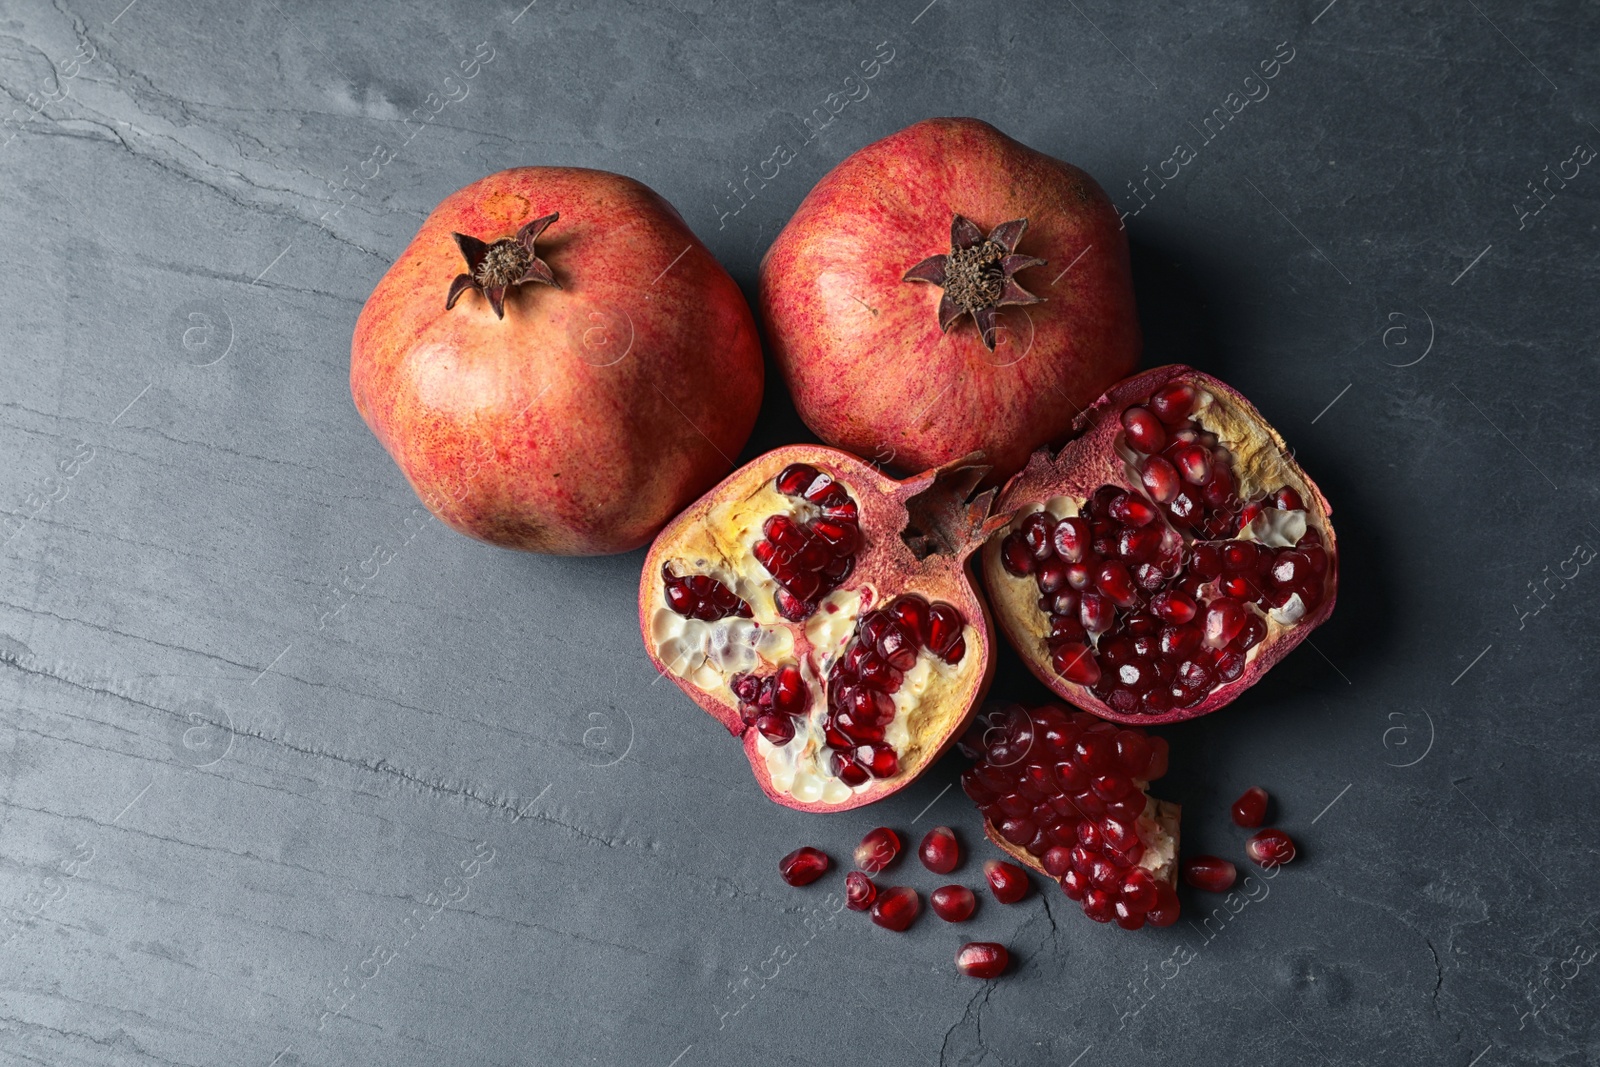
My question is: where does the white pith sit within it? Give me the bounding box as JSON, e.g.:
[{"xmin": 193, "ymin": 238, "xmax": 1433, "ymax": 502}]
[
  {"xmin": 650, "ymin": 472, "xmax": 979, "ymax": 805},
  {"xmin": 993, "ymin": 388, "xmax": 1329, "ymax": 687}
]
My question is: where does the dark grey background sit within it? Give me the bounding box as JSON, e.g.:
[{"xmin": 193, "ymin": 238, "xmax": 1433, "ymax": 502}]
[{"xmin": 0, "ymin": 0, "xmax": 1595, "ymax": 1064}]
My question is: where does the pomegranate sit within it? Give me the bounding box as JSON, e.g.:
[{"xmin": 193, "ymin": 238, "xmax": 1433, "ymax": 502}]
[
  {"xmin": 1181, "ymin": 855, "xmax": 1238, "ymax": 893},
  {"xmin": 956, "ymin": 942, "xmax": 1010, "ymax": 979},
  {"xmin": 930, "ymin": 885, "xmax": 977, "ymax": 922},
  {"xmin": 640, "ymin": 448, "xmax": 1004, "ymax": 811},
  {"xmin": 984, "ymin": 860, "xmax": 1031, "ymax": 904},
  {"xmin": 871, "ymin": 886, "xmax": 921, "ymax": 931},
  {"xmin": 758, "ymin": 117, "xmax": 1139, "ymax": 479},
  {"xmin": 351, "ymin": 167, "xmax": 763, "ymax": 555},
  {"xmin": 1232, "ymin": 786, "xmax": 1270, "ymax": 828},
  {"xmin": 919, "ymin": 826, "xmax": 962, "ymax": 874},
  {"xmin": 960, "ymin": 704, "xmax": 1181, "ymax": 930},
  {"xmin": 779, "ymin": 847, "xmax": 830, "ymax": 886},
  {"xmin": 983, "ymin": 365, "xmax": 1337, "ymax": 724},
  {"xmin": 1246, "ymin": 828, "xmax": 1298, "ymax": 867},
  {"xmin": 845, "ymin": 871, "xmax": 878, "ymax": 911},
  {"xmin": 855, "ymin": 827, "xmax": 902, "ymax": 873}
]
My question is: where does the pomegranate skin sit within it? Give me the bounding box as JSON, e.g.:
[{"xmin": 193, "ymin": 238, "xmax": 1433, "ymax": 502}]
[
  {"xmin": 351, "ymin": 167, "xmax": 763, "ymax": 555},
  {"xmin": 759, "ymin": 117, "xmax": 1139, "ymax": 479}
]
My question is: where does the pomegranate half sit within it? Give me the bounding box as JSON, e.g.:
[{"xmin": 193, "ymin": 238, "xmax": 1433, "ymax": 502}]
[
  {"xmin": 759, "ymin": 117, "xmax": 1140, "ymax": 479},
  {"xmin": 351, "ymin": 167, "xmax": 763, "ymax": 555},
  {"xmin": 639, "ymin": 447, "xmax": 1005, "ymax": 811},
  {"xmin": 982, "ymin": 365, "xmax": 1337, "ymax": 724}
]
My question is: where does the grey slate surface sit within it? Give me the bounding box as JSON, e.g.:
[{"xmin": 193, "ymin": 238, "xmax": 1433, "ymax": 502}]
[{"xmin": 1, "ymin": 0, "xmax": 1597, "ymax": 1064}]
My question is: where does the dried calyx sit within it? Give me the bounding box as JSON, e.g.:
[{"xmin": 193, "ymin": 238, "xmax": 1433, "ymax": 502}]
[
  {"xmin": 446, "ymin": 212, "xmax": 561, "ymax": 319},
  {"xmin": 903, "ymin": 215, "xmax": 1046, "ymax": 351}
]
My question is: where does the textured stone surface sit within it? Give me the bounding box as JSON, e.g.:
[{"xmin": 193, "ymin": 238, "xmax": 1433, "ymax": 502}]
[{"xmin": 1, "ymin": 0, "xmax": 1597, "ymax": 1064}]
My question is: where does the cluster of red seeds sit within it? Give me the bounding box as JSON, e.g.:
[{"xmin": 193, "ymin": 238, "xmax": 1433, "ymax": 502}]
[
  {"xmin": 960, "ymin": 705, "xmax": 1179, "ymax": 930},
  {"xmin": 661, "ymin": 564, "xmax": 751, "ymax": 621},
  {"xmin": 823, "ymin": 595, "xmax": 967, "ymax": 785},
  {"xmin": 730, "ymin": 664, "xmax": 808, "ymax": 746},
  {"xmin": 753, "ymin": 463, "xmax": 860, "ymax": 621},
  {"xmin": 999, "ymin": 382, "xmax": 1328, "ymax": 714}
]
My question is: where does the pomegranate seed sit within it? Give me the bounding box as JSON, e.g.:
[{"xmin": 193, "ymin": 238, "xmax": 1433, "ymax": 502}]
[
  {"xmin": 1052, "ymin": 516, "xmax": 1090, "ymax": 561},
  {"xmin": 1019, "ymin": 511, "xmax": 1055, "ymax": 559},
  {"xmin": 661, "ymin": 564, "xmax": 751, "ymax": 620},
  {"xmin": 855, "ymin": 827, "xmax": 902, "ymax": 873},
  {"xmin": 984, "ymin": 860, "xmax": 1031, "ymax": 903},
  {"xmin": 1150, "ymin": 589, "xmax": 1197, "ymax": 624},
  {"xmin": 870, "ymin": 885, "xmax": 920, "ymax": 931},
  {"xmin": 1000, "ymin": 533, "xmax": 1035, "ymax": 576},
  {"xmin": 1148, "ymin": 382, "xmax": 1196, "ymax": 424},
  {"xmin": 931, "ymin": 884, "xmax": 977, "ymax": 922},
  {"xmin": 1172, "ymin": 444, "xmax": 1210, "ymax": 484},
  {"xmin": 1052, "ymin": 643, "xmax": 1101, "ymax": 685},
  {"xmin": 955, "ymin": 942, "xmax": 1010, "ymax": 979},
  {"xmin": 779, "ymin": 847, "xmax": 830, "ymax": 886},
  {"xmin": 1145, "ymin": 881, "xmax": 1181, "ymax": 927},
  {"xmin": 1231, "ymin": 786, "xmax": 1269, "ymax": 827},
  {"xmin": 1120, "ymin": 405, "xmax": 1167, "ymax": 454},
  {"xmin": 1080, "ymin": 592, "xmax": 1114, "ymax": 634},
  {"xmin": 1203, "ymin": 598, "xmax": 1248, "ymax": 649},
  {"xmin": 845, "ymin": 871, "xmax": 878, "ymax": 911},
  {"xmin": 1246, "ymin": 828, "xmax": 1297, "ymax": 867},
  {"xmin": 1083, "ymin": 888, "xmax": 1115, "ymax": 923},
  {"xmin": 919, "ymin": 826, "xmax": 961, "ymax": 873},
  {"xmin": 1139, "ymin": 455, "xmax": 1180, "ymax": 503},
  {"xmin": 754, "ymin": 714, "xmax": 794, "ymax": 745},
  {"xmin": 1094, "ymin": 561, "xmax": 1138, "ymax": 607},
  {"xmin": 1182, "ymin": 854, "xmax": 1238, "ymax": 892}
]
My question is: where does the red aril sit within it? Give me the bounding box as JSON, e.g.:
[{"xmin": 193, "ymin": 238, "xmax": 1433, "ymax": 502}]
[
  {"xmin": 1246, "ymin": 828, "xmax": 1298, "ymax": 867},
  {"xmin": 779, "ymin": 847, "xmax": 830, "ymax": 886},
  {"xmin": 1232, "ymin": 786, "xmax": 1269, "ymax": 828},
  {"xmin": 956, "ymin": 942, "xmax": 1010, "ymax": 979},
  {"xmin": 845, "ymin": 871, "xmax": 878, "ymax": 911},
  {"xmin": 919, "ymin": 826, "xmax": 962, "ymax": 873},
  {"xmin": 352, "ymin": 168, "xmax": 763, "ymax": 555},
  {"xmin": 870, "ymin": 886, "xmax": 921, "ymax": 931},
  {"xmin": 959, "ymin": 704, "xmax": 1180, "ymax": 931},
  {"xmin": 931, "ymin": 885, "xmax": 977, "ymax": 922},
  {"xmin": 984, "ymin": 365, "xmax": 1337, "ymax": 725},
  {"xmin": 984, "ymin": 860, "xmax": 1031, "ymax": 904},
  {"xmin": 1181, "ymin": 855, "xmax": 1238, "ymax": 893},
  {"xmin": 759, "ymin": 118, "xmax": 1139, "ymax": 479},
  {"xmin": 855, "ymin": 827, "xmax": 902, "ymax": 873},
  {"xmin": 642, "ymin": 449, "xmax": 1005, "ymax": 812}
]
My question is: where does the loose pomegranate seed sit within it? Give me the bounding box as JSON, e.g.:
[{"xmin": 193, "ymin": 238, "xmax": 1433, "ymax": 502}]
[
  {"xmin": 845, "ymin": 871, "xmax": 877, "ymax": 911},
  {"xmin": 855, "ymin": 827, "xmax": 902, "ymax": 873},
  {"xmin": 955, "ymin": 942, "xmax": 1010, "ymax": 979},
  {"xmin": 930, "ymin": 884, "xmax": 977, "ymax": 922},
  {"xmin": 870, "ymin": 885, "xmax": 920, "ymax": 931},
  {"xmin": 779, "ymin": 847, "xmax": 830, "ymax": 886},
  {"xmin": 919, "ymin": 826, "xmax": 961, "ymax": 873},
  {"xmin": 1231, "ymin": 786, "xmax": 1269, "ymax": 827},
  {"xmin": 1246, "ymin": 828, "xmax": 1297, "ymax": 867},
  {"xmin": 984, "ymin": 860, "xmax": 1030, "ymax": 903},
  {"xmin": 1181, "ymin": 855, "xmax": 1238, "ymax": 892}
]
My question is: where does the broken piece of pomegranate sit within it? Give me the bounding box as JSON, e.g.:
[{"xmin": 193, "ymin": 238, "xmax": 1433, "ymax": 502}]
[
  {"xmin": 960, "ymin": 704, "xmax": 1180, "ymax": 930},
  {"xmin": 982, "ymin": 365, "xmax": 1337, "ymax": 725},
  {"xmin": 641, "ymin": 448, "xmax": 1006, "ymax": 812}
]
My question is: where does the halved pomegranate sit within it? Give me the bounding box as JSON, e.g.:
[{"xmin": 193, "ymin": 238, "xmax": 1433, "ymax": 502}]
[
  {"xmin": 981, "ymin": 365, "xmax": 1337, "ymax": 724},
  {"xmin": 640, "ymin": 447, "xmax": 1004, "ymax": 811},
  {"xmin": 960, "ymin": 704, "xmax": 1181, "ymax": 930}
]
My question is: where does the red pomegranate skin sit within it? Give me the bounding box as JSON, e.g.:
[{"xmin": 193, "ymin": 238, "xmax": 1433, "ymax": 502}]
[
  {"xmin": 759, "ymin": 117, "xmax": 1140, "ymax": 479},
  {"xmin": 352, "ymin": 168, "xmax": 763, "ymax": 555}
]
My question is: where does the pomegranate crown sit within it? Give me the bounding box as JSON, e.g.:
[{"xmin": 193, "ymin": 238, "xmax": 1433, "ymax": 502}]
[
  {"xmin": 903, "ymin": 215, "xmax": 1046, "ymax": 351},
  {"xmin": 446, "ymin": 213, "xmax": 561, "ymax": 319}
]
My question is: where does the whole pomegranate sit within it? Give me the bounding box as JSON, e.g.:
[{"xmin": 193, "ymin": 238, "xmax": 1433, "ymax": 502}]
[
  {"xmin": 982, "ymin": 365, "xmax": 1336, "ymax": 724},
  {"xmin": 960, "ymin": 703, "xmax": 1181, "ymax": 930},
  {"xmin": 639, "ymin": 446, "xmax": 1006, "ymax": 811},
  {"xmin": 759, "ymin": 117, "xmax": 1139, "ymax": 479},
  {"xmin": 351, "ymin": 167, "xmax": 763, "ymax": 555}
]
